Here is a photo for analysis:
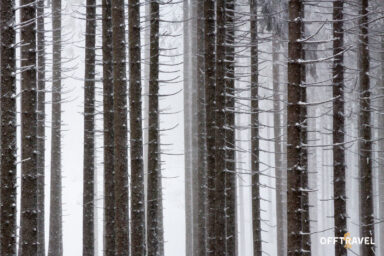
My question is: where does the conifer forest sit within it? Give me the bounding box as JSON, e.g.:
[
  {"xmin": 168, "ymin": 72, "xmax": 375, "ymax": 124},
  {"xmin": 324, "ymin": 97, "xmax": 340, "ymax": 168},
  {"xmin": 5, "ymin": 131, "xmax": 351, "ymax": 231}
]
[{"xmin": 1, "ymin": 0, "xmax": 384, "ymax": 255}]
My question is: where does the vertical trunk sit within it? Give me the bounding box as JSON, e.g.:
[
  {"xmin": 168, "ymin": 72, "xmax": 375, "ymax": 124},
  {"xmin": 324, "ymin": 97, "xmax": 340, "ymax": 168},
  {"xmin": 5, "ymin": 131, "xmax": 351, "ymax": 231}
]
[
  {"xmin": 195, "ymin": 0, "xmax": 207, "ymax": 254},
  {"xmin": 250, "ymin": 0, "xmax": 262, "ymax": 255},
  {"xmin": 225, "ymin": 1, "xmax": 236, "ymax": 255},
  {"xmin": 102, "ymin": 0, "xmax": 115, "ymax": 255},
  {"xmin": 332, "ymin": 1, "xmax": 347, "ymax": 255},
  {"xmin": 147, "ymin": 2, "xmax": 163, "ymax": 255},
  {"xmin": 48, "ymin": 0, "xmax": 63, "ymax": 254},
  {"xmin": 19, "ymin": 0, "xmax": 38, "ymax": 254},
  {"xmin": 204, "ymin": 0, "xmax": 216, "ymax": 254},
  {"xmin": 83, "ymin": 0, "xmax": 96, "ymax": 255},
  {"xmin": 0, "ymin": 0, "xmax": 17, "ymax": 254},
  {"xmin": 359, "ymin": 0, "xmax": 375, "ymax": 254},
  {"xmin": 287, "ymin": 0, "xmax": 310, "ymax": 254},
  {"xmin": 273, "ymin": 35, "xmax": 286, "ymax": 256},
  {"xmin": 378, "ymin": 35, "xmax": 384, "ymax": 256},
  {"xmin": 183, "ymin": 0, "xmax": 193, "ymax": 254},
  {"xmin": 112, "ymin": 0, "xmax": 129, "ymax": 254},
  {"xmin": 214, "ymin": 0, "xmax": 226, "ymax": 255},
  {"xmin": 128, "ymin": 0, "xmax": 146, "ymax": 255}
]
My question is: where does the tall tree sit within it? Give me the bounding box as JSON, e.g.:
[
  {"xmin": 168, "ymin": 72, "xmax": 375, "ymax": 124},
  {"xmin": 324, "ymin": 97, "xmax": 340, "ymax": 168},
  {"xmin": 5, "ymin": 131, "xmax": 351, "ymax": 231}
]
[
  {"xmin": 36, "ymin": 0, "xmax": 46, "ymax": 255},
  {"xmin": 83, "ymin": 0, "xmax": 96, "ymax": 255},
  {"xmin": 332, "ymin": 1, "xmax": 347, "ymax": 255},
  {"xmin": 147, "ymin": 1, "xmax": 164, "ymax": 255},
  {"xmin": 250, "ymin": 0, "xmax": 262, "ymax": 254},
  {"xmin": 112, "ymin": 0, "xmax": 129, "ymax": 254},
  {"xmin": 48, "ymin": 0, "xmax": 63, "ymax": 254},
  {"xmin": 358, "ymin": 0, "xmax": 375, "ymax": 254},
  {"xmin": 129, "ymin": 0, "xmax": 146, "ymax": 254},
  {"xmin": 102, "ymin": 0, "xmax": 115, "ymax": 255},
  {"xmin": 0, "ymin": 0, "xmax": 17, "ymax": 254},
  {"xmin": 204, "ymin": 0, "xmax": 216, "ymax": 254},
  {"xmin": 19, "ymin": 0, "xmax": 38, "ymax": 254},
  {"xmin": 287, "ymin": 0, "xmax": 310, "ymax": 254}
]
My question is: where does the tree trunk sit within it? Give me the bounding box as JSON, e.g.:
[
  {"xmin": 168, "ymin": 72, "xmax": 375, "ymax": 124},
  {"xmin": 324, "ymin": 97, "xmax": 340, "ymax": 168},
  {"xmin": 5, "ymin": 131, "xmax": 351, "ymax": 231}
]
[
  {"xmin": 147, "ymin": 1, "xmax": 163, "ymax": 255},
  {"xmin": 332, "ymin": 1, "xmax": 347, "ymax": 255},
  {"xmin": 204, "ymin": 0, "xmax": 216, "ymax": 254},
  {"xmin": 102, "ymin": 0, "xmax": 115, "ymax": 255},
  {"xmin": 128, "ymin": 0, "xmax": 146, "ymax": 255},
  {"xmin": 378, "ymin": 34, "xmax": 384, "ymax": 256},
  {"xmin": 287, "ymin": 0, "xmax": 310, "ymax": 254},
  {"xmin": 0, "ymin": 0, "xmax": 17, "ymax": 254},
  {"xmin": 19, "ymin": 0, "xmax": 38, "ymax": 254},
  {"xmin": 358, "ymin": 0, "xmax": 375, "ymax": 254},
  {"xmin": 225, "ymin": 1, "xmax": 236, "ymax": 255},
  {"xmin": 250, "ymin": 0, "xmax": 262, "ymax": 255},
  {"xmin": 112, "ymin": 0, "xmax": 129, "ymax": 254},
  {"xmin": 83, "ymin": 0, "xmax": 96, "ymax": 255}
]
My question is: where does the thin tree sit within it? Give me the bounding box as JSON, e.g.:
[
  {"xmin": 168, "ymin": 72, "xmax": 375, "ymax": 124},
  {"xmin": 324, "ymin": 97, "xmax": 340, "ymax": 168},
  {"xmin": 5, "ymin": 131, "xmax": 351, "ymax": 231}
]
[
  {"xmin": 83, "ymin": 0, "xmax": 96, "ymax": 255},
  {"xmin": 112, "ymin": 0, "xmax": 129, "ymax": 253},
  {"xmin": 36, "ymin": 0, "xmax": 46, "ymax": 255},
  {"xmin": 204, "ymin": 0, "xmax": 216, "ymax": 254},
  {"xmin": 0, "ymin": 0, "xmax": 17, "ymax": 254},
  {"xmin": 102, "ymin": 0, "xmax": 115, "ymax": 255},
  {"xmin": 332, "ymin": 1, "xmax": 347, "ymax": 255},
  {"xmin": 19, "ymin": 0, "xmax": 38, "ymax": 254},
  {"xmin": 358, "ymin": 0, "xmax": 375, "ymax": 254},
  {"xmin": 287, "ymin": 0, "xmax": 310, "ymax": 254},
  {"xmin": 147, "ymin": 1, "xmax": 164, "ymax": 255},
  {"xmin": 129, "ymin": 0, "xmax": 146, "ymax": 254},
  {"xmin": 250, "ymin": 0, "xmax": 262, "ymax": 254},
  {"xmin": 48, "ymin": 0, "xmax": 63, "ymax": 254}
]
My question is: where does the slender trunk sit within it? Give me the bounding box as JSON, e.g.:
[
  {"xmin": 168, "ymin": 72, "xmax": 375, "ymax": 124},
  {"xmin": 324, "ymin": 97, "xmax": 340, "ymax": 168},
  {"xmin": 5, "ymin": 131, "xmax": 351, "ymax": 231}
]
[
  {"xmin": 332, "ymin": 1, "xmax": 347, "ymax": 255},
  {"xmin": 250, "ymin": 1, "xmax": 262, "ymax": 255},
  {"xmin": 128, "ymin": 0, "xmax": 146, "ymax": 255},
  {"xmin": 287, "ymin": 0, "xmax": 310, "ymax": 254},
  {"xmin": 225, "ymin": 1, "xmax": 236, "ymax": 255},
  {"xmin": 378, "ymin": 35, "xmax": 384, "ymax": 256},
  {"xmin": 112, "ymin": 0, "xmax": 129, "ymax": 254},
  {"xmin": 102, "ymin": 0, "xmax": 115, "ymax": 255},
  {"xmin": 204, "ymin": 0, "xmax": 216, "ymax": 254},
  {"xmin": 0, "ymin": 0, "xmax": 17, "ymax": 254},
  {"xmin": 83, "ymin": 0, "xmax": 96, "ymax": 255},
  {"xmin": 19, "ymin": 0, "xmax": 38, "ymax": 254},
  {"xmin": 358, "ymin": 0, "xmax": 375, "ymax": 254}
]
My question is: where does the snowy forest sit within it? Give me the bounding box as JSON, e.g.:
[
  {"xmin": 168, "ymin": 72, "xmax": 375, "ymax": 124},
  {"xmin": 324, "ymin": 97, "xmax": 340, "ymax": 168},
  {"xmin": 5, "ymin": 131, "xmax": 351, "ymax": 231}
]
[{"xmin": 1, "ymin": 0, "xmax": 384, "ymax": 255}]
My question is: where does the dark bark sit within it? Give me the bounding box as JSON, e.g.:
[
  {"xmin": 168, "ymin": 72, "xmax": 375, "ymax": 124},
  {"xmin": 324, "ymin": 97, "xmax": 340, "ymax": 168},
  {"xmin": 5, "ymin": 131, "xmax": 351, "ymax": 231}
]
[
  {"xmin": 358, "ymin": 0, "xmax": 375, "ymax": 254},
  {"xmin": 128, "ymin": 0, "xmax": 146, "ymax": 255},
  {"xmin": 287, "ymin": 0, "xmax": 310, "ymax": 254},
  {"xmin": 332, "ymin": 1, "xmax": 347, "ymax": 255},
  {"xmin": 250, "ymin": 0, "xmax": 262, "ymax": 255},
  {"xmin": 102, "ymin": 0, "xmax": 115, "ymax": 255},
  {"xmin": 19, "ymin": 0, "xmax": 38, "ymax": 254},
  {"xmin": 112, "ymin": 0, "xmax": 129, "ymax": 254},
  {"xmin": 0, "ymin": 0, "xmax": 17, "ymax": 254},
  {"xmin": 204, "ymin": 0, "xmax": 216, "ymax": 254},
  {"xmin": 83, "ymin": 0, "xmax": 96, "ymax": 255}
]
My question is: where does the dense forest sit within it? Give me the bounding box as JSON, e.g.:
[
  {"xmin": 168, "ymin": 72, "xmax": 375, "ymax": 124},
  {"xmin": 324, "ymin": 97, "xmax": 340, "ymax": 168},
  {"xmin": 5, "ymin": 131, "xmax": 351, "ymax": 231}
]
[{"xmin": 0, "ymin": 0, "xmax": 383, "ymax": 255}]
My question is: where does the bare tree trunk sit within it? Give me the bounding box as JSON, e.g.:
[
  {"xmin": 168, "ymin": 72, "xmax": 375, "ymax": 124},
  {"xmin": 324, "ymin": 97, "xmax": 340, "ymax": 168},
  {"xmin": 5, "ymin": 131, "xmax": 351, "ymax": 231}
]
[
  {"xmin": 225, "ymin": 1, "xmax": 236, "ymax": 255},
  {"xmin": 332, "ymin": 1, "xmax": 347, "ymax": 255},
  {"xmin": 19, "ymin": 0, "xmax": 38, "ymax": 254},
  {"xmin": 102, "ymin": 0, "xmax": 115, "ymax": 255},
  {"xmin": 250, "ymin": 1, "xmax": 261, "ymax": 255},
  {"xmin": 378, "ymin": 34, "xmax": 384, "ymax": 256},
  {"xmin": 128, "ymin": 0, "xmax": 146, "ymax": 255},
  {"xmin": 112, "ymin": 0, "xmax": 129, "ymax": 254},
  {"xmin": 358, "ymin": 0, "xmax": 375, "ymax": 254},
  {"xmin": 147, "ymin": 1, "xmax": 163, "ymax": 255},
  {"xmin": 83, "ymin": 0, "xmax": 96, "ymax": 255},
  {"xmin": 204, "ymin": 0, "xmax": 216, "ymax": 254},
  {"xmin": 287, "ymin": 0, "xmax": 310, "ymax": 254},
  {"xmin": 0, "ymin": 0, "xmax": 17, "ymax": 254}
]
